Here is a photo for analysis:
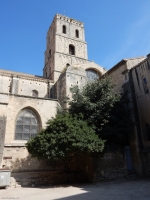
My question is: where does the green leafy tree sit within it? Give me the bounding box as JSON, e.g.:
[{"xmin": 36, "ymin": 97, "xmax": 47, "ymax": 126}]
[
  {"xmin": 101, "ymin": 91, "xmax": 133, "ymax": 145},
  {"xmin": 68, "ymin": 78, "xmax": 120, "ymax": 137},
  {"xmin": 26, "ymin": 112, "xmax": 104, "ymax": 171}
]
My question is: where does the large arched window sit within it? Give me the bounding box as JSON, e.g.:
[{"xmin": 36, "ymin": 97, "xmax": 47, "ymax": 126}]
[
  {"xmin": 15, "ymin": 108, "xmax": 39, "ymax": 140},
  {"xmin": 75, "ymin": 29, "xmax": 79, "ymax": 38},
  {"xmin": 69, "ymin": 44, "xmax": 75, "ymax": 55},
  {"xmin": 86, "ymin": 69, "xmax": 100, "ymax": 81},
  {"xmin": 62, "ymin": 25, "xmax": 66, "ymax": 34}
]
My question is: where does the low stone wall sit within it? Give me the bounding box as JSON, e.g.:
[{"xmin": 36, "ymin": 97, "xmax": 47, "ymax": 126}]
[
  {"xmin": 9, "ymin": 154, "xmax": 91, "ymax": 187},
  {"xmin": 94, "ymin": 152, "xmax": 127, "ymax": 181},
  {"xmin": 2, "ymin": 147, "xmax": 65, "ymax": 172},
  {"xmin": 10, "ymin": 170, "xmax": 87, "ymax": 187}
]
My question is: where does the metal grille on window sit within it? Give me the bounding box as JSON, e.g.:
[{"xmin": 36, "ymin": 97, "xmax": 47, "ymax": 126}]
[
  {"xmin": 15, "ymin": 109, "xmax": 39, "ymax": 140},
  {"xmin": 86, "ymin": 69, "xmax": 99, "ymax": 82}
]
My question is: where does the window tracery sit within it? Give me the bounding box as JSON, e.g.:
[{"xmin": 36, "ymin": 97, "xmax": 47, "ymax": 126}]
[
  {"xmin": 15, "ymin": 109, "xmax": 39, "ymax": 140},
  {"xmin": 86, "ymin": 69, "xmax": 100, "ymax": 81}
]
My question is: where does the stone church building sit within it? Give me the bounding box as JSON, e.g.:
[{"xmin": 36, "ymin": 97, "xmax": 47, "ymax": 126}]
[
  {"xmin": 0, "ymin": 14, "xmax": 150, "ymax": 179},
  {"xmin": 0, "ymin": 14, "xmax": 106, "ymax": 171}
]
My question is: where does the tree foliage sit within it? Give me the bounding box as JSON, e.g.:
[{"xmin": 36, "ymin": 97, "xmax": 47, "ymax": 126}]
[
  {"xmin": 68, "ymin": 79, "xmax": 133, "ymax": 145},
  {"xmin": 101, "ymin": 91, "xmax": 133, "ymax": 145},
  {"xmin": 68, "ymin": 78, "xmax": 120, "ymax": 137},
  {"xmin": 26, "ymin": 113, "xmax": 105, "ymax": 166},
  {"xmin": 27, "ymin": 77, "xmax": 132, "ymax": 170}
]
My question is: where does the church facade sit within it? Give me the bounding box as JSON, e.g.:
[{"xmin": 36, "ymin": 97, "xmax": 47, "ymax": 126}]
[
  {"xmin": 0, "ymin": 14, "xmax": 105, "ymax": 170},
  {"xmin": 0, "ymin": 14, "xmax": 150, "ymax": 177}
]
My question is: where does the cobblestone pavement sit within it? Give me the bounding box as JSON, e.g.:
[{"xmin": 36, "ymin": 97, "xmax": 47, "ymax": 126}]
[{"xmin": 0, "ymin": 179, "xmax": 150, "ymax": 200}]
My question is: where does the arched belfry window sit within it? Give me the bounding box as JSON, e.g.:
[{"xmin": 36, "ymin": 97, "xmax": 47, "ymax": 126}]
[
  {"xmin": 62, "ymin": 25, "xmax": 66, "ymax": 34},
  {"xmin": 15, "ymin": 108, "xmax": 39, "ymax": 140},
  {"xmin": 86, "ymin": 69, "xmax": 100, "ymax": 81},
  {"xmin": 75, "ymin": 29, "xmax": 79, "ymax": 38},
  {"xmin": 69, "ymin": 44, "xmax": 75, "ymax": 55},
  {"xmin": 32, "ymin": 90, "xmax": 38, "ymax": 97}
]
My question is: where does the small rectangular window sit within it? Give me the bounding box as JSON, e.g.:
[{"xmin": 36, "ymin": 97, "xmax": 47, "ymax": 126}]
[
  {"xmin": 142, "ymin": 77, "xmax": 149, "ymax": 94},
  {"xmin": 69, "ymin": 44, "xmax": 75, "ymax": 55},
  {"xmin": 75, "ymin": 29, "xmax": 79, "ymax": 38},
  {"xmin": 62, "ymin": 25, "xmax": 66, "ymax": 34}
]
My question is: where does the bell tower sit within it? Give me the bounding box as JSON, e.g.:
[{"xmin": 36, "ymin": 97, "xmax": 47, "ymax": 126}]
[{"xmin": 43, "ymin": 14, "xmax": 88, "ymax": 82}]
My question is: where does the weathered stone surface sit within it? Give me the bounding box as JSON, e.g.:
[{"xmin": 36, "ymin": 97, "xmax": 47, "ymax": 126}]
[{"xmin": 0, "ymin": 116, "xmax": 6, "ymax": 168}]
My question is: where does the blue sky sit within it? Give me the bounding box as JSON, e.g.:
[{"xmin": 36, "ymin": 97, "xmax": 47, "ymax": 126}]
[{"xmin": 0, "ymin": 0, "xmax": 150, "ymax": 76}]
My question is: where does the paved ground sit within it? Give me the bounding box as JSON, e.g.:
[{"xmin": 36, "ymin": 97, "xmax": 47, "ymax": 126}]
[{"xmin": 0, "ymin": 179, "xmax": 150, "ymax": 200}]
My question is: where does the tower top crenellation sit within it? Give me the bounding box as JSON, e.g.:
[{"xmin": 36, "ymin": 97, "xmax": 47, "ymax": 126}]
[
  {"xmin": 47, "ymin": 14, "xmax": 84, "ymax": 34},
  {"xmin": 55, "ymin": 14, "xmax": 84, "ymax": 27}
]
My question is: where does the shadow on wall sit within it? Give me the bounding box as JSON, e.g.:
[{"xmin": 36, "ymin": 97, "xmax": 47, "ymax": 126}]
[
  {"xmin": 10, "ymin": 155, "xmax": 90, "ymax": 187},
  {"xmin": 10, "ymin": 155, "xmax": 64, "ymax": 172},
  {"xmin": 95, "ymin": 151, "xmax": 127, "ymax": 182},
  {"xmin": 6, "ymin": 146, "xmax": 128, "ymax": 187}
]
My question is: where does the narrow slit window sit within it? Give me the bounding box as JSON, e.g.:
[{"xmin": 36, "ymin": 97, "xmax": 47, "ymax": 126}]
[
  {"xmin": 69, "ymin": 44, "xmax": 75, "ymax": 55},
  {"xmin": 62, "ymin": 25, "xmax": 66, "ymax": 34},
  {"xmin": 142, "ymin": 76, "xmax": 149, "ymax": 94},
  {"xmin": 49, "ymin": 49, "xmax": 51, "ymax": 57},
  {"xmin": 75, "ymin": 29, "xmax": 79, "ymax": 38}
]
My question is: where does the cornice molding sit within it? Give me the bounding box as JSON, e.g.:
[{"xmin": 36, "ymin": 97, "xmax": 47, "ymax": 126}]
[
  {"xmin": 56, "ymin": 33, "xmax": 87, "ymax": 44},
  {"xmin": 0, "ymin": 70, "xmax": 54, "ymax": 83}
]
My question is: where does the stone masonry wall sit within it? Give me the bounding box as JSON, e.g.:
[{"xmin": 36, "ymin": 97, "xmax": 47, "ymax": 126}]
[
  {"xmin": 1, "ymin": 94, "xmax": 59, "ymax": 171},
  {"xmin": 9, "ymin": 150, "xmax": 127, "ymax": 187},
  {"xmin": 0, "ymin": 116, "xmax": 6, "ymax": 168},
  {"xmin": 95, "ymin": 152, "xmax": 127, "ymax": 181},
  {"xmin": 107, "ymin": 63, "xmax": 126, "ymax": 93}
]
